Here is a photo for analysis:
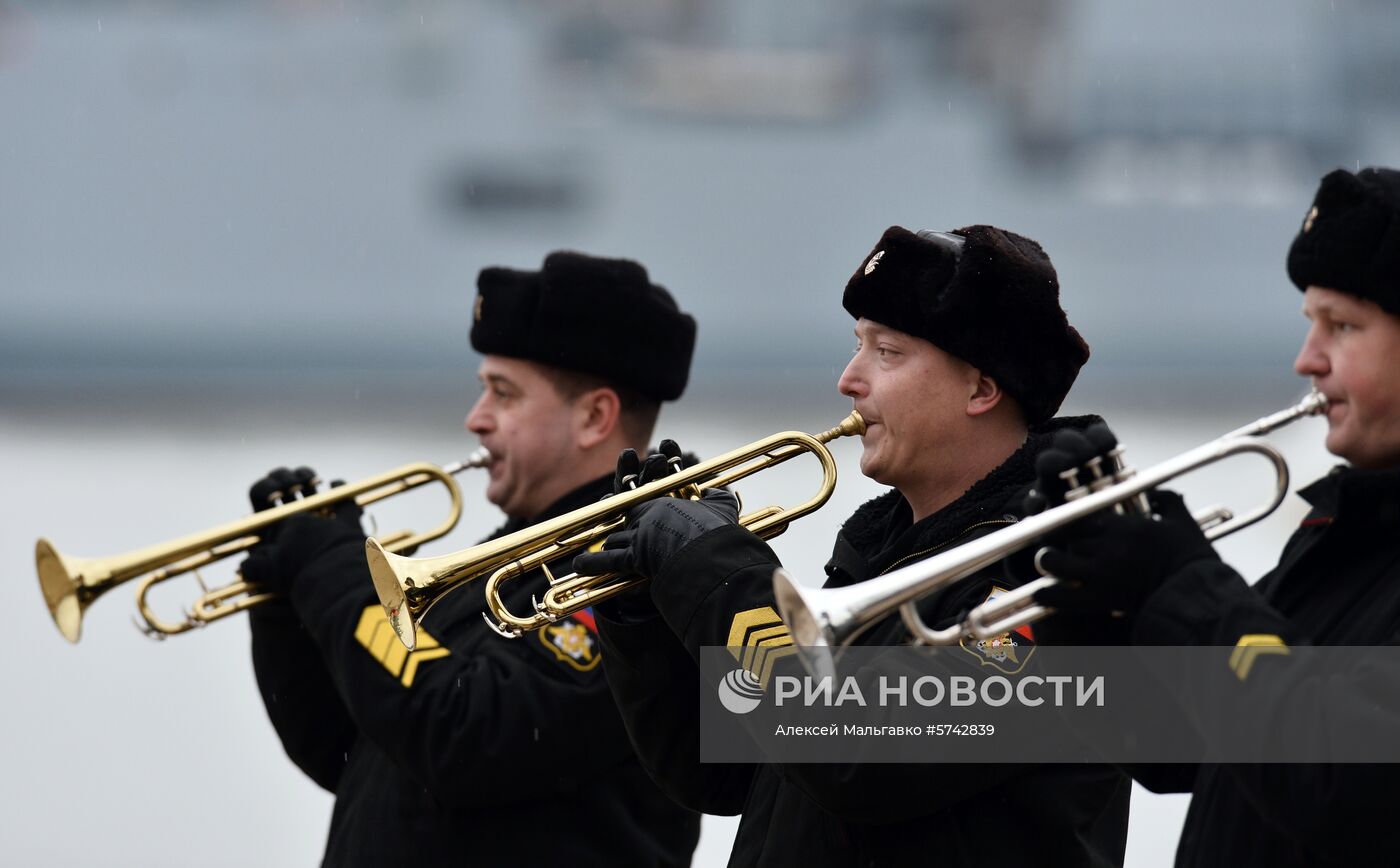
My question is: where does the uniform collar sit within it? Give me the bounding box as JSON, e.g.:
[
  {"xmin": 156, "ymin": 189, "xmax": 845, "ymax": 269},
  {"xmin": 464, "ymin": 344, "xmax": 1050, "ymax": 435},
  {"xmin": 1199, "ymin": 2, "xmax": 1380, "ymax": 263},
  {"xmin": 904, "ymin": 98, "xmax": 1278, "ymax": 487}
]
[{"xmin": 1298, "ymin": 463, "xmax": 1400, "ymax": 528}]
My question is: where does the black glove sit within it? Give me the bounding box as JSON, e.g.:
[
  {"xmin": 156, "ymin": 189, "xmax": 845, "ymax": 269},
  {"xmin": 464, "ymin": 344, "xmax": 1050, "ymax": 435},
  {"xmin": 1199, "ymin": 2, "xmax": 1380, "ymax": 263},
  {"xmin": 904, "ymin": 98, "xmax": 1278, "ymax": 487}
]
[
  {"xmin": 1022, "ymin": 424, "xmax": 1120, "ymax": 516},
  {"xmin": 572, "ymin": 489, "xmax": 739, "ymax": 581},
  {"xmin": 574, "ymin": 439, "xmax": 737, "ymax": 582},
  {"xmin": 1022, "ymin": 423, "xmax": 1158, "ymax": 645},
  {"xmin": 249, "ymin": 467, "xmax": 319, "ymax": 522},
  {"xmin": 584, "ymin": 442, "xmax": 687, "ymax": 622},
  {"xmin": 240, "ymin": 466, "xmax": 365, "ymax": 596},
  {"xmin": 1033, "ymin": 489, "xmax": 1219, "ymax": 620},
  {"xmin": 605, "ymin": 439, "xmax": 698, "ymax": 497}
]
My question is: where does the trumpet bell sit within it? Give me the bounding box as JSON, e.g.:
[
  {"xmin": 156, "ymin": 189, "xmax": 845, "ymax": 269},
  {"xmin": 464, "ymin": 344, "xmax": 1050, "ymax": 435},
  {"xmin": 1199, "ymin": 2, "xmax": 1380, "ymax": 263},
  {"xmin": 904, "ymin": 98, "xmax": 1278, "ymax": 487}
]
[
  {"xmin": 771, "ymin": 568, "xmax": 822, "ymax": 648},
  {"xmin": 366, "ymin": 538, "xmax": 420, "ymax": 650},
  {"xmin": 36, "ymin": 539, "xmax": 91, "ymax": 644},
  {"xmin": 771, "ymin": 568, "xmax": 838, "ymax": 680}
]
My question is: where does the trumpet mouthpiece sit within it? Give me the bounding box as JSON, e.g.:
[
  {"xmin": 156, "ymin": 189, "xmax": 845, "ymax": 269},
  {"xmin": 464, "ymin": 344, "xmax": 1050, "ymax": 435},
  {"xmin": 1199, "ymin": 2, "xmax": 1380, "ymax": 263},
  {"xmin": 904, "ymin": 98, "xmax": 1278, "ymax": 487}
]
[{"xmin": 817, "ymin": 411, "xmax": 866, "ymax": 444}]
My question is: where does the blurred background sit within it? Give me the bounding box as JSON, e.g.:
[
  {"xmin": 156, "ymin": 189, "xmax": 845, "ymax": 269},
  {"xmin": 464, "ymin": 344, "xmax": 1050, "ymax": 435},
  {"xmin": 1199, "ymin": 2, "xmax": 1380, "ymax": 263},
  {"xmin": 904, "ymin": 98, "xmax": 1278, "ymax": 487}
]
[{"xmin": 3, "ymin": 0, "xmax": 1397, "ymax": 864}]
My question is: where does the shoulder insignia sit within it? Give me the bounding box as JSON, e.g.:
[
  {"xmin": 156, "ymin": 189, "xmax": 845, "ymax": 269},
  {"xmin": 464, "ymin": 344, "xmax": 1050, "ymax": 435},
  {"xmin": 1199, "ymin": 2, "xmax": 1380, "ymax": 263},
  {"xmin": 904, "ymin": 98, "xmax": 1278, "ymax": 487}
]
[
  {"xmin": 539, "ymin": 609, "xmax": 601, "ymax": 671},
  {"xmin": 727, "ymin": 606, "xmax": 795, "ymax": 688},
  {"xmin": 1229, "ymin": 634, "xmax": 1289, "ymax": 681},
  {"xmin": 354, "ymin": 604, "xmax": 450, "ymax": 688},
  {"xmin": 958, "ymin": 586, "xmax": 1036, "ymax": 675}
]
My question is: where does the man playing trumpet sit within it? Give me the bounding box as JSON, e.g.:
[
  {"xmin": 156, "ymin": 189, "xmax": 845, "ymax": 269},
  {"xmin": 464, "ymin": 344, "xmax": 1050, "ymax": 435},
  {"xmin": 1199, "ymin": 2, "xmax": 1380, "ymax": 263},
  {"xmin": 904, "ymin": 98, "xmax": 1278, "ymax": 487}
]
[
  {"xmin": 240, "ymin": 251, "xmax": 701, "ymax": 867},
  {"xmin": 575, "ymin": 226, "xmax": 1130, "ymax": 866},
  {"xmin": 1029, "ymin": 168, "xmax": 1400, "ymax": 866}
]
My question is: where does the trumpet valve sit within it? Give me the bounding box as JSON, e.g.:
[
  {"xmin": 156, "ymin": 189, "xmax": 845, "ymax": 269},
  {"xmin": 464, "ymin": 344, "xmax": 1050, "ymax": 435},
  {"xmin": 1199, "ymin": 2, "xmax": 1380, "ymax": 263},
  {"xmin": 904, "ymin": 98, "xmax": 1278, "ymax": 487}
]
[
  {"xmin": 1058, "ymin": 467, "xmax": 1088, "ymax": 501},
  {"xmin": 1107, "ymin": 446, "xmax": 1130, "ymax": 479},
  {"xmin": 1085, "ymin": 455, "xmax": 1114, "ymax": 492}
]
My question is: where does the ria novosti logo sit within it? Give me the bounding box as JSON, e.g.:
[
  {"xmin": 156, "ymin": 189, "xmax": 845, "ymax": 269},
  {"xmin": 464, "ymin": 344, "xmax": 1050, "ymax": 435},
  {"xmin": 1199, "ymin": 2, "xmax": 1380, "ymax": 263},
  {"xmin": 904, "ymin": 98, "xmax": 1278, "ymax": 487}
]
[
  {"xmin": 717, "ymin": 668, "xmax": 764, "ymax": 714},
  {"xmin": 717, "ymin": 669, "xmax": 1107, "ymax": 715}
]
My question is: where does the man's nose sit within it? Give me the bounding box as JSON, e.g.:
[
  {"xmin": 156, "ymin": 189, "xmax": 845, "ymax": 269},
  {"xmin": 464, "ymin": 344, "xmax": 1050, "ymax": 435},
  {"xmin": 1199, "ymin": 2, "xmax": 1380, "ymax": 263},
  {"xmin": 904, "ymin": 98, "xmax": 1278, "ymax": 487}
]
[
  {"xmin": 838, "ymin": 356, "xmax": 867, "ymax": 399},
  {"xmin": 1293, "ymin": 329, "xmax": 1329, "ymax": 379},
  {"xmin": 465, "ymin": 395, "xmax": 492, "ymax": 433}
]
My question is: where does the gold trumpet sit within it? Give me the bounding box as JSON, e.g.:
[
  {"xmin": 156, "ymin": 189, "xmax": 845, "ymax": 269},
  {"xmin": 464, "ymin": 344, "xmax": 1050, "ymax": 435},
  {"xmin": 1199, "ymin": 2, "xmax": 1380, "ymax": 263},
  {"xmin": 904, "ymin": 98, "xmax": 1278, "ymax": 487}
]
[
  {"xmin": 773, "ymin": 391, "xmax": 1328, "ymax": 677},
  {"xmin": 37, "ymin": 450, "xmax": 489, "ymax": 643},
  {"xmin": 367, "ymin": 413, "xmax": 866, "ymax": 650}
]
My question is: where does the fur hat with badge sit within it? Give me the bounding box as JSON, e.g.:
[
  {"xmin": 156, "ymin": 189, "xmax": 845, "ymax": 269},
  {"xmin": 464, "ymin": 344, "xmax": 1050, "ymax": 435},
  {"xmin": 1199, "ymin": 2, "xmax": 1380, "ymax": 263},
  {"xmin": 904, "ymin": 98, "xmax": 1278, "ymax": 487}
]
[
  {"xmin": 1287, "ymin": 166, "xmax": 1400, "ymax": 316},
  {"xmin": 842, "ymin": 224, "xmax": 1090, "ymax": 424},
  {"xmin": 471, "ymin": 251, "xmax": 696, "ymax": 401}
]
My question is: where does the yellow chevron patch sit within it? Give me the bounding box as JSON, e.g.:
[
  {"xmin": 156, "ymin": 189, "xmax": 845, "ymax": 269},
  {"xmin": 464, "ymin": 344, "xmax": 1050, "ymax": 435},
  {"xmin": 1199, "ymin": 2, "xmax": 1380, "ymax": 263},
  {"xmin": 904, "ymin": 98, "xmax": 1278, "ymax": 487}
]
[
  {"xmin": 755, "ymin": 644, "xmax": 797, "ymax": 687},
  {"xmin": 726, "ymin": 606, "xmax": 793, "ymax": 688},
  {"xmin": 354, "ymin": 605, "xmax": 449, "ymax": 688},
  {"xmin": 726, "ymin": 606, "xmax": 785, "ymax": 649},
  {"xmin": 1229, "ymin": 633, "xmax": 1289, "ymax": 681}
]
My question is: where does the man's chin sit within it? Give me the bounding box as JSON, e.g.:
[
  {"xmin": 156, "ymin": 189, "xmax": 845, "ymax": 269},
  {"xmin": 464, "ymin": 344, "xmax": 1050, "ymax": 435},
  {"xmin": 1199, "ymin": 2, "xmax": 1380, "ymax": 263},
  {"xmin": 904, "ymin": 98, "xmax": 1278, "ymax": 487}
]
[
  {"xmin": 1326, "ymin": 431, "xmax": 1371, "ymax": 467},
  {"xmin": 858, "ymin": 455, "xmax": 889, "ymax": 485},
  {"xmin": 484, "ymin": 483, "xmax": 510, "ymax": 511}
]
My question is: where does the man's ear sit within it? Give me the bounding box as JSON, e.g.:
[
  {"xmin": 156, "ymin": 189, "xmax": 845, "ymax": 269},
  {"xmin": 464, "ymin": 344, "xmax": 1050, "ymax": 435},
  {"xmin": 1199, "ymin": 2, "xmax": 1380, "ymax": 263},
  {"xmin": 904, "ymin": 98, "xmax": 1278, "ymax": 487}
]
[
  {"xmin": 966, "ymin": 369, "xmax": 1005, "ymax": 418},
  {"xmin": 574, "ymin": 387, "xmax": 623, "ymax": 449}
]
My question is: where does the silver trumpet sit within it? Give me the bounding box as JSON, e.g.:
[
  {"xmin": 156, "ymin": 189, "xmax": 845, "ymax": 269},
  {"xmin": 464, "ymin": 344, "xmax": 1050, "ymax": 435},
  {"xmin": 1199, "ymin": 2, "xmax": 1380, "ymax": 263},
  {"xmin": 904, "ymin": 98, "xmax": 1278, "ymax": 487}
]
[{"xmin": 773, "ymin": 391, "xmax": 1328, "ymax": 677}]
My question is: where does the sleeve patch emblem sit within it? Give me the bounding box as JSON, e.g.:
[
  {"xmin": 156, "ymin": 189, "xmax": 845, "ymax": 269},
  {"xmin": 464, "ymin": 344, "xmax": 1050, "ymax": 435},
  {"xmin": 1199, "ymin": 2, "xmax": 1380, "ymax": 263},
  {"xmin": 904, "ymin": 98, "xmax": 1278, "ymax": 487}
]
[
  {"xmin": 354, "ymin": 604, "xmax": 449, "ymax": 688},
  {"xmin": 957, "ymin": 586, "xmax": 1036, "ymax": 675},
  {"xmin": 726, "ymin": 606, "xmax": 795, "ymax": 688},
  {"xmin": 539, "ymin": 616, "xmax": 601, "ymax": 671}
]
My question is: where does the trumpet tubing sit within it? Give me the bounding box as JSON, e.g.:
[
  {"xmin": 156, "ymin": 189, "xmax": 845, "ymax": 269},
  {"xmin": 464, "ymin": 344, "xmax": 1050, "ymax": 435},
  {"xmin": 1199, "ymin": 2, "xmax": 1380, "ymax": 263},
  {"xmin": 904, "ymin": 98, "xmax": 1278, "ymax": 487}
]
[
  {"xmin": 774, "ymin": 391, "xmax": 1328, "ymax": 674},
  {"xmin": 38, "ymin": 450, "xmax": 488, "ymax": 643},
  {"xmin": 368, "ymin": 413, "xmax": 866, "ymax": 650}
]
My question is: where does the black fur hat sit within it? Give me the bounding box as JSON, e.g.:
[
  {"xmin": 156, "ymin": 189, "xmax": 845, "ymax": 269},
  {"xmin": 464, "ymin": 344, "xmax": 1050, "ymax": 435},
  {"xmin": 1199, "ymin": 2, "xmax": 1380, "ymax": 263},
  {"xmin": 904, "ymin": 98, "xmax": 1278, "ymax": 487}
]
[
  {"xmin": 842, "ymin": 225, "xmax": 1090, "ymax": 424},
  {"xmin": 471, "ymin": 251, "xmax": 696, "ymax": 401},
  {"xmin": 1287, "ymin": 167, "xmax": 1400, "ymax": 316}
]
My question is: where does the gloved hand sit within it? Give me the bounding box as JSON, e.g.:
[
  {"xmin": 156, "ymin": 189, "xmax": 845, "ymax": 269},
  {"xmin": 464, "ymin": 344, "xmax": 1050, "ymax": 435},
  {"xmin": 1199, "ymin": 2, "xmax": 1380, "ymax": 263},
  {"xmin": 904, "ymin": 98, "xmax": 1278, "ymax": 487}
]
[
  {"xmin": 1010, "ymin": 425, "xmax": 1117, "ymax": 645},
  {"xmin": 604, "ymin": 439, "xmax": 700, "ymax": 497},
  {"xmin": 1033, "ymin": 489, "xmax": 1220, "ymax": 620},
  {"xmin": 574, "ymin": 440, "xmax": 738, "ymax": 582},
  {"xmin": 249, "ymin": 466, "xmax": 321, "ymax": 519},
  {"xmin": 583, "ymin": 442, "xmax": 686, "ymax": 622},
  {"xmin": 240, "ymin": 466, "xmax": 365, "ymax": 596},
  {"xmin": 1022, "ymin": 423, "xmax": 1120, "ymax": 516}
]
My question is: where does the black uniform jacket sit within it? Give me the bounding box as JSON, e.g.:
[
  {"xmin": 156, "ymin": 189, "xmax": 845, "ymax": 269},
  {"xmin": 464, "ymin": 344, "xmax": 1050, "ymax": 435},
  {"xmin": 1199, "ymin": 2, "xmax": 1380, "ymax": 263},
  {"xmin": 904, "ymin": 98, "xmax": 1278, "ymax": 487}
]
[
  {"xmin": 1125, "ymin": 464, "xmax": 1400, "ymax": 868},
  {"xmin": 597, "ymin": 417, "xmax": 1131, "ymax": 868},
  {"xmin": 248, "ymin": 476, "xmax": 700, "ymax": 868}
]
